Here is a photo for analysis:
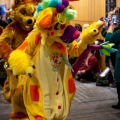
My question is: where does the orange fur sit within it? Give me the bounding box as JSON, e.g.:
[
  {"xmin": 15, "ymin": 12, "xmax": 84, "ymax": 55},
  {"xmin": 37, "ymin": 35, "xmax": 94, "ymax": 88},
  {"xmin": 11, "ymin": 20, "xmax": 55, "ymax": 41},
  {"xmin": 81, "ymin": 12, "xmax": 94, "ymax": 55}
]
[
  {"xmin": 0, "ymin": 41, "xmax": 13, "ymax": 60},
  {"xmin": 18, "ymin": 41, "xmax": 29, "ymax": 50}
]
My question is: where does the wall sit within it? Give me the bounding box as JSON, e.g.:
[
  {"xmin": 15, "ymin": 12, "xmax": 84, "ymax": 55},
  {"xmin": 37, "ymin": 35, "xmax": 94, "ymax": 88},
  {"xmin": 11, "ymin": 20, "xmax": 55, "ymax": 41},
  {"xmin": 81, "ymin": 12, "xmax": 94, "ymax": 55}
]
[
  {"xmin": 70, "ymin": 0, "xmax": 105, "ymax": 40},
  {"xmin": 0, "ymin": 0, "xmax": 14, "ymax": 9},
  {"xmin": 117, "ymin": 0, "xmax": 120, "ymax": 7},
  {"xmin": 70, "ymin": 0, "xmax": 105, "ymax": 26},
  {"xmin": 71, "ymin": 0, "xmax": 120, "ymax": 25}
]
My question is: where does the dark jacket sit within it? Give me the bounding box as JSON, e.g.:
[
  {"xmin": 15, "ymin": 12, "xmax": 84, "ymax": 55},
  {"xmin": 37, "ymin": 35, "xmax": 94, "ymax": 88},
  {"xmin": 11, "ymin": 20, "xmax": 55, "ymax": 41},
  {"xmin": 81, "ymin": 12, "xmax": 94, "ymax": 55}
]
[
  {"xmin": 0, "ymin": 19, "xmax": 8, "ymax": 28},
  {"xmin": 105, "ymin": 29, "xmax": 120, "ymax": 82}
]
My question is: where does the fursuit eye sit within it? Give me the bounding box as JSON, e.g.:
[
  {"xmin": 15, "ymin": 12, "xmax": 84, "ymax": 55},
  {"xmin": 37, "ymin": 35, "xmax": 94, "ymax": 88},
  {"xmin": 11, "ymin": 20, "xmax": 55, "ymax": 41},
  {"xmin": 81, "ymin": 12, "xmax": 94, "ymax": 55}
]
[
  {"xmin": 21, "ymin": 10, "xmax": 27, "ymax": 16},
  {"xmin": 31, "ymin": 12, "xmax": 34, "ymax": 16}
]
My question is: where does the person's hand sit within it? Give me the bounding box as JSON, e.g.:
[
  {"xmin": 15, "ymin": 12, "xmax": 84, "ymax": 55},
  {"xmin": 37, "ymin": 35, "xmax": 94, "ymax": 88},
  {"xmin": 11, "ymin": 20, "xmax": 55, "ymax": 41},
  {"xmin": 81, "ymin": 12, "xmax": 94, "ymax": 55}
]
[
  {"xmin": 107, "ymin": 22, "xmax": 115, "ymax": 33},
  {"xmin": 77, "ymin": 70, "xmax": 85, "ymax": 74},
  {"xmin": 104, "ymin": 21, "xmax": 109, "ymax": 27},
  {"xmin": 80, "ymin": 70, "xmax": 85, "ymax": 73}
]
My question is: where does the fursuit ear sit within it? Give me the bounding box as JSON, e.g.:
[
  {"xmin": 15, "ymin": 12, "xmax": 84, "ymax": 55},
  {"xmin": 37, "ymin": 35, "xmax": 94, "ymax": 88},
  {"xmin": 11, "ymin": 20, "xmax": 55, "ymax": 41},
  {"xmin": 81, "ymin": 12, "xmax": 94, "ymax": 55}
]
[
  {"xmin": 12, "ymin": 0, "xmax": 42, "ymax": 9},
  {"xmin": 38, "ymin": 8, "xmax": 53, "ymax": 28},
  {"xmin": 15, "ymin": 0, "xmax": 22, "ymax": 6},
  {"xmin": 12, "ymin": 0, "xmax": 22, "ymax": 10}
]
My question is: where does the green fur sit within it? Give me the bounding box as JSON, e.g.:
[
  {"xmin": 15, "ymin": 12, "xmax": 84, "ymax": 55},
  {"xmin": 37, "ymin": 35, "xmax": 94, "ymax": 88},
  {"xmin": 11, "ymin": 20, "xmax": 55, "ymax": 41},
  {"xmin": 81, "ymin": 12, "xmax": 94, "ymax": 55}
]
[
  {"xmin": 42, "ymin": 0, "xmax": 49, "ymax": 9},
  {"xmin": 64, "ymin": 8, "xmax": 77, "ymax": 20}
]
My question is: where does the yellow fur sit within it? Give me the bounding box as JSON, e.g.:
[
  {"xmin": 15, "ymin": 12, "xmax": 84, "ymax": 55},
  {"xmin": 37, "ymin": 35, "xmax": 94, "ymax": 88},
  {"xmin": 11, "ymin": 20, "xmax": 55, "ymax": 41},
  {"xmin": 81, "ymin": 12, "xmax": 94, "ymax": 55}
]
[
  {"xmin": 80, "ymin": 20, "xmax": 103, "ymax": 45},
  {"xmin": 68, "ymin": 20, "xmax": 104, "ymax": 57},
  {"xmin": 7, "ymin": 2, "xmax": 104, "ymax": 120},
  {"xmin": 0, "ymin": 1, "xmax": 41, "ymax": 120},
  {"xmin": 8, "ymin": 50, "xmax": 33, "ymax": 75}
]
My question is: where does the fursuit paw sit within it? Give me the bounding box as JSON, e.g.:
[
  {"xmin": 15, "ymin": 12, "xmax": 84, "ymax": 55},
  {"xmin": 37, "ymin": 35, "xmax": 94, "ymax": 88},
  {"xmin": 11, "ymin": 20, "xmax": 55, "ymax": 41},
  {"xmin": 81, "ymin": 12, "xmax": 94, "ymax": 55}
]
[{"xmin": 8, "ymin": 50, "xmax": 35, "ymax": 77}]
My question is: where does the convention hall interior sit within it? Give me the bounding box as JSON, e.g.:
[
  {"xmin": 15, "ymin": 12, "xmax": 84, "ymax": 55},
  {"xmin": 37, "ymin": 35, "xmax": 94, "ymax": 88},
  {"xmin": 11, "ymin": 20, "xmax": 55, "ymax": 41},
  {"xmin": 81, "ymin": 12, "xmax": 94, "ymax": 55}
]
[{"xmin": 0, "ymin": 0, "xmax": 120, "ymax": 120}]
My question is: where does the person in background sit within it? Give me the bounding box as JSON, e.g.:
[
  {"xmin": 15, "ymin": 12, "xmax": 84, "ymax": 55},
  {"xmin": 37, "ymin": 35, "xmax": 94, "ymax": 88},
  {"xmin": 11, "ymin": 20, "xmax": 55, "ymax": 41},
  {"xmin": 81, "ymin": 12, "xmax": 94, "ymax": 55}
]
[
  {"xmin": 101, "ymin": 8, "xmax": 120, "ymax": 87},
  {"xmin": 76, "ymin": 50, "xmax": 100, "ymax": 82},
  {"xmin": 5, "ymin": 8, "xmax": 12, "ymax": 24},
  {"xmin": 82, "ymin": 23, "xmax": 90, "ymax": 31},
  {"xmin": 69, "ymin": 23, "xmax": 90, "ymax": 65},
  {"xmin": 0, "ymin": 58, "xmax": 7, "ymax": 87},
  {"xmin": 75, "ymin": 23, "xmax": 82, "ymax": 42},
  {"xmin": 69, "ymin": 23, "xmax": 82, "ymax": 65},
  {"xmin": 0, "ymin": 8, "xmax": 8, "ymax": 87},
  {"xmin": 102, "ymin": 7, "xmax": 120, "ymax": 68},
  {"xmin": 0, "ymin": 7, "xmax": 8, "ymax": 28},
  {"xmin": 75, "ymin": 23, "xmax": 82, "ymax": 32},
  {"xmin": 105, "ymin": 9, "xmax": 120, "ymax": 109}
]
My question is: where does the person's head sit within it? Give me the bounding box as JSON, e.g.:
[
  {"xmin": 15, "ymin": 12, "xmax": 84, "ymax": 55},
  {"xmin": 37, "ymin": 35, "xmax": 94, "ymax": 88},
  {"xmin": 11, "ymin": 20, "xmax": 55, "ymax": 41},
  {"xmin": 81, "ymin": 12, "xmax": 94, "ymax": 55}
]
[
  {"xmin": 82, "ymin": 24, "xmax": 89, "ymax": 31},
  {"xmin": 75, "ymin": 23, "xmax": 82, "ymax": 32},
  {"xmin": 108, "ymin": 7, "xmax": 120, "ymax": 27},
  {"xmin": 10, "ymin": 0, "xmax": 41, "ymax": 31},
  {"xmin": 115, "ymin": 7, "xmax": 120, "ymax": 27}
]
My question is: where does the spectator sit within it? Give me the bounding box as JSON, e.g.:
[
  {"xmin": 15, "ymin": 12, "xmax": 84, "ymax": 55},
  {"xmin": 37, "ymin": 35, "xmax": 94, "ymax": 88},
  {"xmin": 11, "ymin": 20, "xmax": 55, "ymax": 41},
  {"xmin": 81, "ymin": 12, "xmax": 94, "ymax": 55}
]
[
  {"xmin": 0, "ymin": 58, "xmax": 7, "ymax": 87},
  {"xmin": 82, "ymin": 23, "xmax": 89, "ymax": 31},
  {"xmin": 0, "ymin": 17, "xmax": 8, "ymax": 28},
  {"xmin": 102, "ymin": 7, "xmax": 120, "ymax": 68},
  {"xmin": 75, "ymin": 23, "xmax": 82, "ymax": 42},
  {"xmin": 0, "ymin": 7, "xmax": 8, "ymax": 28},
  {"xmin": 69, "ymin": 23, "xmax": 82, "ymax": 65},
  {"xmin": 0, "ymin": 14, "xmax": 8, "ymax": 28},
  {"xmin": 75, "ymin": 23, "xmax": 82, "ymax": 32},
  {"xmin": 76, "ymin": 51, "xmax": 100, "ymax": 82},
  {"xmin": 101, "ymin": 8, "xmax": 120, "ymax": 87},
  {"xmin": 105, "ymin": 12, "xmax": 120, "ymax": 109},
  {"xmin": 5, "ymin": 8, "xmax": 12, "ymax": 24},
  {"xmin": 69, "ymin": 23, "xmax": 89, "ymax": 65}
]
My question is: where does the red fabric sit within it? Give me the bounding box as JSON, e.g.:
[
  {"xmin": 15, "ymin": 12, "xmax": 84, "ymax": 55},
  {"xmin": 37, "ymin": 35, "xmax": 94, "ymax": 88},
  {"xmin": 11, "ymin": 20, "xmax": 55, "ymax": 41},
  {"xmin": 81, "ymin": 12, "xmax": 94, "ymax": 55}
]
[
  {"xmin": 30, "ymin": 85, "xmax": 39, "ymax": 101},
  {"xmin": 34, "ymin": 115, "xmax": 43, "ymax": 120},
  {"xmin": 80, "ymin": 54, "xmax": 100, "ymax": 74},
  {"xmin": 35, "ymin": 34, "xmax": 41, "ymax": 45},
  {"xmin": 68, "ymin": 78, "xmax": 76, "ymax": 93}
]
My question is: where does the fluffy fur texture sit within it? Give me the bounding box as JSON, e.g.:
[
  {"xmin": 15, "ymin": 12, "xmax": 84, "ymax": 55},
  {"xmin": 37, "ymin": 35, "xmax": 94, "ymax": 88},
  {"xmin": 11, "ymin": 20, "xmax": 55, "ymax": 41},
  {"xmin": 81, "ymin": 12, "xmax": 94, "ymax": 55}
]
[
  {"xmin": 8, "ymin": 0, "xmax": 80, "ymax": 119},
  {"xmin": 34, "ymin": 0, "xmax": 77, "ymax": 21},
  {"xmin": 8, "ymin": 0, "xmax": 106, "ymax": 120},
  {"xmin": 6, "ymin": 1, "xmax": 106, "ymax": 119},
  {"xmin": 0, "ymin": 0, "xmax": 41, "ymax": 120},
  {"xmin": 7, "ymin": 1, "xmax": 111, "ymax": 120},
  {"xmin": 0, "ymin": 41, "xmax": 13, "ymax": 60}
]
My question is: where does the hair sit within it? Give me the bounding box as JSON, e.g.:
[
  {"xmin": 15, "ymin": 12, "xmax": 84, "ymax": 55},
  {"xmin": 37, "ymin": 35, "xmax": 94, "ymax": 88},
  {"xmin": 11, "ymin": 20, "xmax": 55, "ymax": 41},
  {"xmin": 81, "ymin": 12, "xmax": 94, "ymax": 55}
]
[
  {"xmin": 75, "ymin": 23, "xmax": 82, "ymax": 32},
  {"xmin": 115, "ymin": 7, "xmax": 120, "ymax": 27},
  {"xmin": 0, "ymin": 7, "xmax": 2, "ymax": 16},
  {"xmin": 82, "ymin": 24, "xmax": 89, "ymax": 30},
  {"xmin": 108, "ymin": 7, "xmax": 120, "ymax": 27}
]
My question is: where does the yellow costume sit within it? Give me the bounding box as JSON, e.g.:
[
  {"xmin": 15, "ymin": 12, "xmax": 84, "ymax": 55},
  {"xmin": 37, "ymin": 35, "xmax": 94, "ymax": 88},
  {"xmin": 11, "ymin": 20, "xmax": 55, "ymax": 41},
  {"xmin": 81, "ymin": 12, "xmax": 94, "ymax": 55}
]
[
  {"xmin": 8, "ymin": 0, "xmax": 104, "ymax": 119},
  {"xmin": 0, "ymin": 0, "xmax": 41, "ymax": 119}
]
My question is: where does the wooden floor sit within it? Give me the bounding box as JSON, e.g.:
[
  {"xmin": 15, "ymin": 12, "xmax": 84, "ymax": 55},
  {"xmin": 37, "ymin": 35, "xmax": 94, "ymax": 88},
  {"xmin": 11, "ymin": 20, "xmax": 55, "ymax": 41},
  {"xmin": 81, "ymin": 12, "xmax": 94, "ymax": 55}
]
[{"xmin": 0, "ymin": 81, "xmax": 120, "ymax": 120}]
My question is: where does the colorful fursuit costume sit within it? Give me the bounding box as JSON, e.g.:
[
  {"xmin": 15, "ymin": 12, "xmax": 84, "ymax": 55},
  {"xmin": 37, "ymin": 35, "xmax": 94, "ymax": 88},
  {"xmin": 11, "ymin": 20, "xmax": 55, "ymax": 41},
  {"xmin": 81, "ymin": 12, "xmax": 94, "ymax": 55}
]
[
  {"xmin": 0, "ymin": 0, "xmax": 41, "ymax": 119},
  {"xmin": 7, "ymin": 0, "xmax": 115, "ymax": 120}
]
